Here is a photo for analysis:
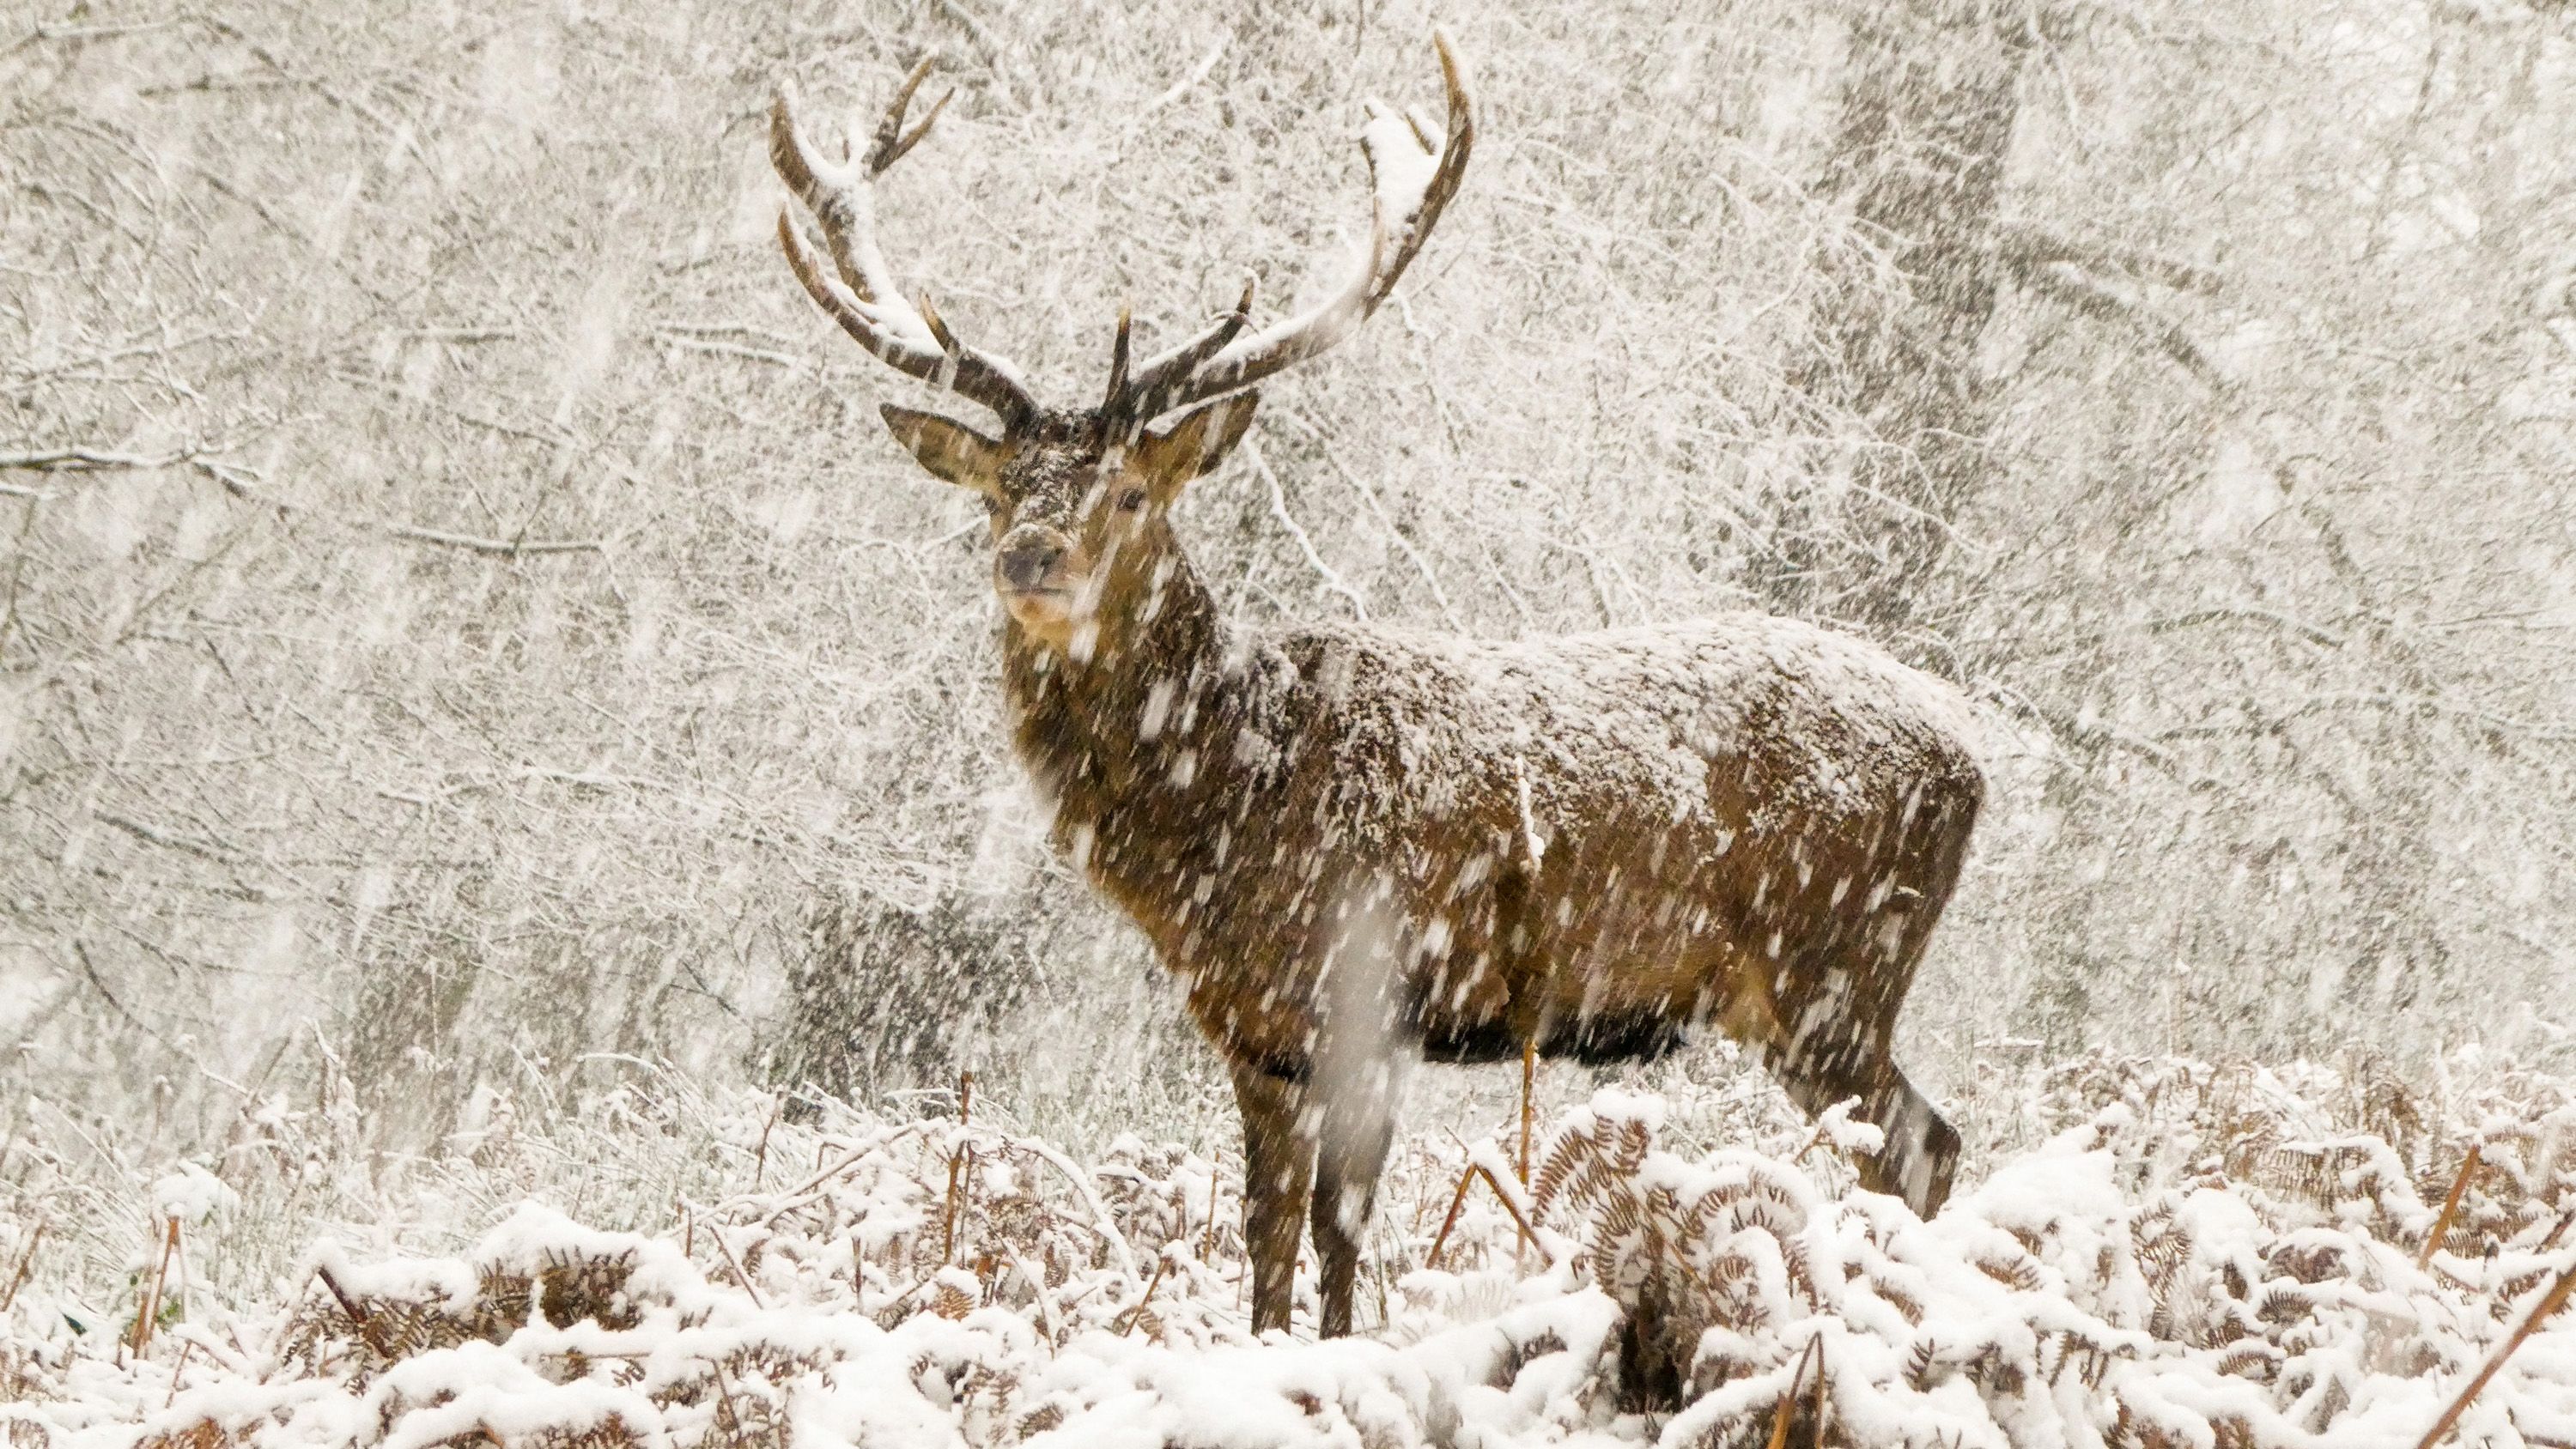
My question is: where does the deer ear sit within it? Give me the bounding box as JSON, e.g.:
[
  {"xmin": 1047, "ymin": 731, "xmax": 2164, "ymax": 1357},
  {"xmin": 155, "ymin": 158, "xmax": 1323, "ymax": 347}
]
[
  {"xmin": 882, "ymin": 404, "xmax": 1006, "ymax": 490},
  {"xmin": 1139, "ymin": 391, "xmax": 1260, "ymax": 489}
]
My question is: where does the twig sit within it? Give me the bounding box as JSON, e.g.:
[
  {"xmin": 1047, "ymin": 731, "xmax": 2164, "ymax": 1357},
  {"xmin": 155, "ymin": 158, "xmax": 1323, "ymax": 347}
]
[
  {"xmin": 709, "ymin": 1355, "xmax": 747, "ymax": 1443},
  {"xmin": 755, "ymin": 1123, "xmax": 928, "ymax": 1229},
  {"xmin": 315, "ymin": 1264, "xmax": 392, "ymax": 1357},
  {"xmin": 381, "ymin": 524, "xmax": 604, "ymax": 557},
  {"xmin": 0, "ymin": 446, "xmax": 192, "ymax": 472},
  {"xmin": 2413, "ymin": 1257, "xmax": 2576, "ymax": 1449},
  {"xmin": 753, "ymin": 1100, "xmax": 780, "ymax": 1191},
  {"xmin": 1005, "ymin": 1246, "xmax": 1060, "ymax": 1345},
  {"xmin": 2017, "ymin": 260, "xmax": 2231, "ymax": 392},
  {"xmin": 2420, "ymin": 1144, "xmax": 2482, "ymax": 1269},
  {"xmin": 1202, "ymin": 1168, "xmax": 1219, "ymax": 1264},
  {"xmin": 1474, "ymin": 1163, "xmax": 1542, "ymax": 1256},
  {"xmin": 1, "ymin": 1221, "xmax": 44, "ymax": 1313},
  {"xmin": 931, "ymin": 0, "xmax": 1024, "ymax": 111},
  {"xmin": 73, "ymin": 940, "xmax": 178, "ymax": 1052},
  {"xmin": 1810, "ymin": 1331, "xmax": 1830, "ymax": 1442},
  {"xmin": 941, "ymin": 1070, "xmax": 975, "ymax": 1264},
  {"xmin": 1268, "ymin": 407, "xmax": 1465, "ymax": 631},
  {"xmin": 1423, "ymin": 1165, "xmax": 1478, "ymax": 1270},
  {"xmin": 1518, "ymin": 1042, "xmax": 1536, "ymax": 1185},
  {"xmin": 1996, "ymin": 224, "xmax": 2224, "ymax": 294},
  {"xmin": 0, "ymin": 443, "xmax": 605, "ymax": 555},
  {"xmin": 708, "ymin": 1227, "xmax": 768, "ymax": 1310},
  {"xmin": 1114, "ymin": 1252, "xmax": 1170, "ymax": 1337},
  {"xmin": 652, "ymin": 331, "xmax": 799, "ymax": 367},
  {"xmin": 43, "ymin": 427, "xmax": 596, "ymax": 555},
  {"xmin": 1424, "ymin": 1161, "xmax": 1541, "ymax": 1269},
  {"xmin": 1249, "ymin": 441, "xmax": 1368, "ymax": 620},
  {"xmin": 162, "ymin": 1337, "xmax": 195, "ymax": 1409},
  {"xmin": 96, "ymin": 810, "xmax": 243, "ymax": 865},
  {"xmin": 1138, "ymin": 36, "xmax": 1227, "ymax": 116}
]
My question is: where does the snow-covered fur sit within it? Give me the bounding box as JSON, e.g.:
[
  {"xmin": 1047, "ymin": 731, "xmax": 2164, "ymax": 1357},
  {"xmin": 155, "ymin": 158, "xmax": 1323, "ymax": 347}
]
[
  {"xmin": 990, "ymin": 404, "xmax": 1984, "ymax": 1340},
  {"xmin": 789, "ymin": 38, "xmax": 1978, "ymax": 1344}
]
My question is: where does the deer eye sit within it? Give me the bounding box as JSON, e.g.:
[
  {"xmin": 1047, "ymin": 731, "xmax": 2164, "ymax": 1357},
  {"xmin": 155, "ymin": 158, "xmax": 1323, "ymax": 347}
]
[{"xmin": 1116, "ymin": 487, "xmax": 1147, "ymax": 512}]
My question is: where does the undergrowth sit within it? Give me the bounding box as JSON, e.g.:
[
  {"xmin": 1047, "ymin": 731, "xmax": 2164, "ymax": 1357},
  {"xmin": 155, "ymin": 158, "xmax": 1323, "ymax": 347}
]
[{"xmin": 3, "ymin": 1047, "xmax": 2573, "ymax": 1447}]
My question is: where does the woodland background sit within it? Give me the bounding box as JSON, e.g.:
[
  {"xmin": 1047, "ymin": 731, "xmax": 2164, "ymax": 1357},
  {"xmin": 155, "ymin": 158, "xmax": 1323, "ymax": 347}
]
[{"xmin": 4, "ymin": 0, "xmax": 2573, "ymax": 1159}]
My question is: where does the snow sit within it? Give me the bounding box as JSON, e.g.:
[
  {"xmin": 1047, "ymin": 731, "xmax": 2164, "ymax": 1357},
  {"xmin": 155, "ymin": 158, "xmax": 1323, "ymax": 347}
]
[
  {"xmin": 148, "ymin": 1165, "xmax": 239, "ymax": 1225},
  {"xmin": 1280, "ymin": 609, "xmax": 1987, "ymax": 853},
  {"xmin": 11, "ymin": 1055, "xmax": 2575, "ymax": 1449},
  {"xmin": 1358, "ymin": 106, "xmax": 1441, "ymax": 249}
]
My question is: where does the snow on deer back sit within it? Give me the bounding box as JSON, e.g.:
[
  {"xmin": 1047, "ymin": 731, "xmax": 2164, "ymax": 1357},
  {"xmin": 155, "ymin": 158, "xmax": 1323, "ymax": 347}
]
[{"xmin": 1129, "ymin": 608, "xmax": 1988, "ymax": 1087}]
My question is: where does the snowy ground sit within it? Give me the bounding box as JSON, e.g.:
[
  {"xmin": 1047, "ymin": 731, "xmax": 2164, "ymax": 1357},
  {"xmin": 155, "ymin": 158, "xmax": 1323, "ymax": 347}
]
[{"xmin": 5, "ymin": 1049, "xmax": 2574, "ymax": 1449}]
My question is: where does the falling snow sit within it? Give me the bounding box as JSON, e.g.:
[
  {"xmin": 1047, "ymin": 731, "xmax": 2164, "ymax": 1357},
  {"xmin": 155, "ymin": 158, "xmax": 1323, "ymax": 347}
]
[{"xmin": 6, "ymin": 0, "xmax": 2574, "ymax": 1443}]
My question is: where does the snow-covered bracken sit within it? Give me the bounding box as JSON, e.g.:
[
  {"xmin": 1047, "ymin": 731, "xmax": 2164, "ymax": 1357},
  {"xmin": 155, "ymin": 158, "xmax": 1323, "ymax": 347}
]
[{"xmin": 7, "ymin": 1052, "xmax": 2574, "ymax": 1449}]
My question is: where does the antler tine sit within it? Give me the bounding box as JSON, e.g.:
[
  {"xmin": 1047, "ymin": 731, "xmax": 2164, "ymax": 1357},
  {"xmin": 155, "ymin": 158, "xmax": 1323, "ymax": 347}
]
[
  {"xmin": 1378, "ymin": 29, "xmax": 1474, "ymax": 299},
  {"xmin": 1101, "ymin": 306, "xmax": 1135, "ymax": 427},
  {"xmin": 1106, "ymin": 276, "xmax": 1256, "ymax": 428},
  {"xmin": 770, "ymin": 68, "xmax": 1039, "ymax": 426},
  {"xmin": 1104, "ymin": 32, "xmax": 1474, "ymax": 425},
  {"xmin": 915, "ymin": 289, "xmax": 960, "ymax": 355},
  {"xmin": 866, "ymin": 59, "xmax": 949, "ymax": 174}
]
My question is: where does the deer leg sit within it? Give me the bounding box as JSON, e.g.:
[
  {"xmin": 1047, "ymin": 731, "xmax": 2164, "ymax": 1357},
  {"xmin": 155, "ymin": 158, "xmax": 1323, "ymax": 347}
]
[
  {"xmin": 1308, "ymin": 1058, "xmax": 1399, "ymax": 1337},
  {"xmin": 1230, "ymin": 1060, "xmax": 1313, "ymax": 1337},
  {"xmin": 1865, "ymin": 1069, "xmax": 1960, "ymax": 1213},
  {"xmin": 1768, "ymin": 1028, "xmax": 1959, "ymax": 1217}
]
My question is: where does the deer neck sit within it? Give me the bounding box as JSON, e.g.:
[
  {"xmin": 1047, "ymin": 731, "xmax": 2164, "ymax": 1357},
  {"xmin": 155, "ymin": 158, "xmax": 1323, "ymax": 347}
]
[{"xmin": 999, "ymin": 546, "xmax": 1245, "ymax": 853}]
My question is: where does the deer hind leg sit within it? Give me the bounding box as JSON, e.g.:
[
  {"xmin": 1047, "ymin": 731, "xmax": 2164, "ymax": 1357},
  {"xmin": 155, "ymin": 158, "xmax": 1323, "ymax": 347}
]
[
  {"xmin": 1230, "ymin": 1060, "xmax": 1314, "ymax": 1337},
  {"xmin": 1765, "ymin": 1022, "xmax": 1957, "ymax": 1216},
  {"xmin": 1867, "ymin": 1069, "xmax": 1960, "ymax": 1212},
  {"xmin": 1762, "ymin": 917, "xmax": 1960, "ymax": 1216},
  {"xmin": 1308, "ymin": 1058, "xmax": 1399, "ymax": 1338}
]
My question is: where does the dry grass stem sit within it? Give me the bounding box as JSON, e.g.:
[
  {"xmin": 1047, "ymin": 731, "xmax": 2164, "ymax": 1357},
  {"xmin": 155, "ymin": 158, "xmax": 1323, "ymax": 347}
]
[
  {"xmin": 2420, "ymin": 1143, "xmax": 2482, "ymax": 1269},
  {"xmin": 1425, "ymin": 1161, "xmax": 1541, "ymax": 1270},
  {"xmin": 1, "ymin": 1222, "xmax": 42, "ymax": 1313},
  {"xmin": 1766, "ymin": 1336, "xmax": 1822, "ymax": 1449},
  {"xmin": 1114, "ymin": 1253, "xmax": 1170, "ymax": 1337},
  {"xmin": 2412, "ymin": 1257, "xmax": 2576, "ymax": 1449},
  {"xmin": 1520, "ymin": 1041, "xmax": 1537, "ymax": 1185},
  {"xmin": 128, "ymin": 1216, "xmax": 180, "ymax": 1357}
]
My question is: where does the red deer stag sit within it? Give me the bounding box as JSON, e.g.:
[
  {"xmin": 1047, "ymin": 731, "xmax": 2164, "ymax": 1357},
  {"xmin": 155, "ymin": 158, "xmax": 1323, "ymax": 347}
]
[{"xmin": 768, "ymin": 37, "xmax": 1984, "ymax": 1339}]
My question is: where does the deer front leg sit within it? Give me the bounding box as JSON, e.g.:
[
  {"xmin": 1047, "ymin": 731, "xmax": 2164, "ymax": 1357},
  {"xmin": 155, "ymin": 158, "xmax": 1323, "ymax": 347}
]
[
  {"xmin": 1309, "ymin": 1057, "xmax": 1399, "ymax": 1337},
  {"xmin": 1230, "ymin": 1059, "xmax": 1313, "ymax": 1337}
]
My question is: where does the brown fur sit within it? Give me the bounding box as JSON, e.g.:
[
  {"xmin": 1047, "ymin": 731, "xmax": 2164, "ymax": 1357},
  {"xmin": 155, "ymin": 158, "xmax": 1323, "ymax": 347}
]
[
  {"xmin": 774, "ymin": 44, "xmax": 1975, "ymax": 1340},
  {"xmin": 875, "ymin": 400, "xmax": 1983, "ymax": 1339}
]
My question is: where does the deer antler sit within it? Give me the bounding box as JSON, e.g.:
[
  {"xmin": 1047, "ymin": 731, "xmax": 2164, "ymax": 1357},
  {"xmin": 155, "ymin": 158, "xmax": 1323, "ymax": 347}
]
[
  {"xmin": 1103, "ymin": 33, "xmax": 1474, "ymax": 433},
  {"xmin": 771, "ymin": 60, "xmax": 1041, "ymax": 428}
]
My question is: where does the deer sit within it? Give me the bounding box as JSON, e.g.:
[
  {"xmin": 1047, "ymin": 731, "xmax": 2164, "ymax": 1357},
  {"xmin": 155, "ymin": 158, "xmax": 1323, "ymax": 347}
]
[{"xmin": 766, "ymin": 36, "xmax": 1985, "ymax": 1341}]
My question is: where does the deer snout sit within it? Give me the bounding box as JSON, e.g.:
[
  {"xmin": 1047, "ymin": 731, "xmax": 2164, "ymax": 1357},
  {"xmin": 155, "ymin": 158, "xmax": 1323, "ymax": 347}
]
[{"xmin": 995, "ymin": 527, "xmax": 1069, "ymax": 594}]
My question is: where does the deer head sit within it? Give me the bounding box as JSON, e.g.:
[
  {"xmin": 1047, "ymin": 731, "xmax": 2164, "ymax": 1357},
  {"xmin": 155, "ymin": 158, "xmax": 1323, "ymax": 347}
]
[{"xmin": 769, "ymin": 39, "xmax": 1473, "ymax": 658}]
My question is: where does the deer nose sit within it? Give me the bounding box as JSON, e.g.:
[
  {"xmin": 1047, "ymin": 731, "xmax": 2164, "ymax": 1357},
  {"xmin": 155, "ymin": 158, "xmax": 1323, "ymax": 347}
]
[{"xmin": 996, "ymin": 530, "xmax": 1066, "ymax": 591}]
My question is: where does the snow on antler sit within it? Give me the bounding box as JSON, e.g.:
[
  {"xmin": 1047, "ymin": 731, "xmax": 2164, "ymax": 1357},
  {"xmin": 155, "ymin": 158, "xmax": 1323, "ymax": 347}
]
[
  {"xmin": 769, "ymin": 63, "xmax": 1039, "ymax": 425},
  {"xmin": 1106, "ymin": 33, "xmax": 1474, "ymax": 427}
]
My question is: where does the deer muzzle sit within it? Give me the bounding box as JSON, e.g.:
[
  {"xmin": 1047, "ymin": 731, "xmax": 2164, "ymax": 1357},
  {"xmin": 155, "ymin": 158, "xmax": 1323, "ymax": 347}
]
[
  {"xmin": 994, "ymin": 525, "xmax": 1083, "ymax": 627},
  {"xmin": 998, "ymin": 539, "xmax": 1062, "ymax": 591}
]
